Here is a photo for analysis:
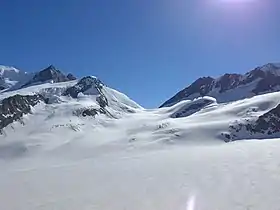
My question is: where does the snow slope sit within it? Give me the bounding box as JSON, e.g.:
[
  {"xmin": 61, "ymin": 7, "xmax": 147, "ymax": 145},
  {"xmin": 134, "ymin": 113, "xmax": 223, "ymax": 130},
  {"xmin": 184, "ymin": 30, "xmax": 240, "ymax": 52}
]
[{"xmin": 1, "ymin": 75, "xmax": 280, "ymax": 209}]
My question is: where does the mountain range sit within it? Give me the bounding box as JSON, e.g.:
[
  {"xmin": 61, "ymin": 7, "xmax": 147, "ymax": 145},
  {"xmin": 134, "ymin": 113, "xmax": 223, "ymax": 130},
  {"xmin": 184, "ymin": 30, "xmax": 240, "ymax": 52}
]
[
  {"xmin": 2, "ymin": 62, "xmax": 280, "ymax": 210},
  {"xmin": 1, "ymin": 62, "xmax": 280, "ymax": 142}
]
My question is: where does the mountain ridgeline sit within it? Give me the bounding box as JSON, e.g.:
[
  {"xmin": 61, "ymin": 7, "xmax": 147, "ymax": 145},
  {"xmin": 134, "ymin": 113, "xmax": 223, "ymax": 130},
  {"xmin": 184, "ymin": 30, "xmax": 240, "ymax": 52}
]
[
  {"xmin": 160, "ymin": 63, "xmax": 280, "ymax": 107},
  {"xmin": 1, "ymin": 63, "xmax": 280, "ymax": 142},
  {"xmin": 0, "ymin": 64, "xmax": 142, "ymax": 134}
]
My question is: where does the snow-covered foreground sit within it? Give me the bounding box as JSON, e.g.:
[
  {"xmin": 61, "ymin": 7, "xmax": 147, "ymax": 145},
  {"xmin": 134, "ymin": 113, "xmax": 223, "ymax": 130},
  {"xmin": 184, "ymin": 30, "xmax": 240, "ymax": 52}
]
[
  {"xmin": 1, "ymin": 140, "xmax": 280, "ymax": 210},
  {"xmin": 1, "ymin": 78, "xmax": 280, "ymax": 209}
]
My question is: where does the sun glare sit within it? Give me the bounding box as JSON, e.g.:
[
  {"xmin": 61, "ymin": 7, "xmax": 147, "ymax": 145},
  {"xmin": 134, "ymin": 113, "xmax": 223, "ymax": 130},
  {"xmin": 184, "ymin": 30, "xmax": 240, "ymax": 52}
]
[
  {"xmin": 186, "ymin": 195, "xmax": 196, "ymax": 210},
  {"xmin": 220, "ymin": 0, "xmax": 255, "ymax": 2},
  {"xmin": 211, "ymin": 0, "xmax": 260, "ymax": 10},
  {"xmin": 217, "ymin": 0, "xmax": 258, "ymax": 5}
]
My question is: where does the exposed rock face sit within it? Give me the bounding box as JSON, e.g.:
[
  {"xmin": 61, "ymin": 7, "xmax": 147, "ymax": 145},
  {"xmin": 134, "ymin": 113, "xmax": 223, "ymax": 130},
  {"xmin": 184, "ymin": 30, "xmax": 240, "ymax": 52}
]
[
  {"xmin": 244, "ymin": 104, "xmax": 280, "ymax": 135},
  {"xmin": 66, "ymin": 73, "xmax": 77, "ymax": 81},
  {"xmin": 171, "ymin": 97, "xmax": 216, "ymax": 118},
  {"xmin": 22, "ymin": 65, "xmax": 72, "ymax": 87},
  {"xmin": 215, "ymin": 73, "xmax": 242, "ymax": 93},
  {"xmin": 96, "ymin": 95, "xmax": 108, "ymax": 108},
  {"xmin": 160, "ymin": 63, "xmax": 280, "ymax": 107},
  {"xmin": 161, "ymin": 77, "xmax": 214, "ymax": 108},
  {"xmin": 0, "ymin": 94, "xmax": 46, "ymax": 133},
  {"xmin": 63, "ymin": 76, "xmax": 109, "ymax": 109},
  {"xmin": 63, "ymin": 76, "xmax": 103, "ymax": 98},
  {"xmin": 73, "ymin": 106, "xmax": 107, "ymax": 118},
  {"xmin": 222, "ymin": 103, "xmax": 280, "ymax": 142}
]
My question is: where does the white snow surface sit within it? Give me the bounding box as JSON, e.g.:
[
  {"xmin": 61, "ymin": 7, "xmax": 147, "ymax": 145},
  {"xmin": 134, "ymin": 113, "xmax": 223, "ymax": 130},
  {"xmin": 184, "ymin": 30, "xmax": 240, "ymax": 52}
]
[{"xmin": 1, "ymin": 81, "xmax": 280, "ymax": 209}]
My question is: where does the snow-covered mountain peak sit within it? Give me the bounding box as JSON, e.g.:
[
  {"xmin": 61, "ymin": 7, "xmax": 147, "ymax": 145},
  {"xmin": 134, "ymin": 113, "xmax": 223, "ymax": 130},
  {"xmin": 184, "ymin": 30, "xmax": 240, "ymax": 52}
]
[
  {"xmin": 0, "ymin": 65, "xmax": 20, "ymax": 74},
  {"xmin": 44, "ymin": 64, "xmax": 56, "ymax": 71},
  {"xmin": 0, "ymin": 65, "xmax": 29, "ymax": 78},
  {"xmin": 0, "ymin": 65, "xmax": 31, "ymax": 90},
  {"xmin": 0, "ymin": 66, "xmax": 143, "ymax": 135}
]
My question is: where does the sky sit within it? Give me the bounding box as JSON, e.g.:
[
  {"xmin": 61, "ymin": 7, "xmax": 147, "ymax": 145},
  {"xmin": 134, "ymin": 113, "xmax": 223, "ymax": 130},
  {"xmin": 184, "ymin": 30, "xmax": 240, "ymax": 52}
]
[{"xmin": 0, "ymin": 0, "xmax": 279, "ymax": 108}]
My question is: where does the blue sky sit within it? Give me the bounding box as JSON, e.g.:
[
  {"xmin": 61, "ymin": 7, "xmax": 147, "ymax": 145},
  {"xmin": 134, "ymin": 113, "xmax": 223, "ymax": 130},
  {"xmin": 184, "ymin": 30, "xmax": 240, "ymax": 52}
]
[{"xmin": 0, "ymin": 0, "xmax": 279, "ymax": 107}]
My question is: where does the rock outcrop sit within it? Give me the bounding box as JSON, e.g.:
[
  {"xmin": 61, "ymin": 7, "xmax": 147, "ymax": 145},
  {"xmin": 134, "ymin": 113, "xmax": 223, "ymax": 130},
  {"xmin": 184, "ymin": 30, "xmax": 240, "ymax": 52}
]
[
  {"xmin": 63, "ymin": 76, "xmax": 108, "ymax": 108},
  {"xmin": 222, "ymin": 103, "xmax": 280, "ymax": 142},
  {"xmin": 66, "ymin": 73, "xmax": 77, "ymax": 81},
  {"xmin": 63, "ymin": 76, "xmax": 103, "ymax": 98},
  {"xmin": 171, "ymin": 97, "xmax": 216, "ymax": 118},
  {"xmin": 0, "ymin": 94, "xmax": 46, "ymax": 133},
  {"xmin": 73, "ymin": 106, "xmax": 107, "ymax": 118}
]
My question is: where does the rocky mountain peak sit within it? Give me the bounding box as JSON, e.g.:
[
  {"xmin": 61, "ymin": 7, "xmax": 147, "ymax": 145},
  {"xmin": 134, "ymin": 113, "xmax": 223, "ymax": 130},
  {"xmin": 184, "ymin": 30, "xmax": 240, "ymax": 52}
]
[
  {"xmin": 159, "ymin": 76, "xmax": 214, "ymax": 108},
  {"xmin": 247, "ymin": 63, "xmax": 280, "ymax": 77},
  {"xmin": 32, "ymin": 65, "xmax": 66, "ymax": 82},
  {"xmin": 44, "ymin": 64, "xmax": 56, "ymax": 71},
  {"xmin": 22, "ymin": 65, "xmax": 76, "ymax": 88},
  {"xmin": 63, "ymin": 76, "xmax": 103, "ymax": 98},
  {"xmin": 259, "ymin": 63, "xmax": 280, "ymax": 74},
  {"xmin": 0, "ymin": 94, "xmax": 46, "ymax": 133},
  {"xmin": 160, "ymin": 62, "xmax": 280, "ymax": 108},
  {"xmin": 66, "ymin": 73, "xmax": 77, "ymax": 80}
]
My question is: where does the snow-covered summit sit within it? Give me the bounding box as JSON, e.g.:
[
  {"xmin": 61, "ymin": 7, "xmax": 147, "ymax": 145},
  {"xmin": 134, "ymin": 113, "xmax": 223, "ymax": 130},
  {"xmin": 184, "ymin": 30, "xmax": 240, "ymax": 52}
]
[
  {"xmin": 0, "ymin": 65, "xmax": 31, "ymax": 90},
  {"xmin": 0, "ymin": 68, "xmax": 142, "ymax": 135},
  {"xmin": 0, "ymin": 65, "xmax": 20, "ymax": 74}
]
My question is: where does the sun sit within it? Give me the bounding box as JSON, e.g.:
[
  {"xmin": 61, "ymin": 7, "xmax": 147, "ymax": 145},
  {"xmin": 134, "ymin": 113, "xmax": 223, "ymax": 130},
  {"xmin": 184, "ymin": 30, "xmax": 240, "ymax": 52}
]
[
  {"xmin": 209, "ymin": 0, "xmax": 258, "ymax": 7},
  {"xmin": 219, "ymin": 0, "xmax": 256, "ymax": 2},
  {"xmin": 214, "ymin": 0, "xmax": 258, "ymax": 7}
]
